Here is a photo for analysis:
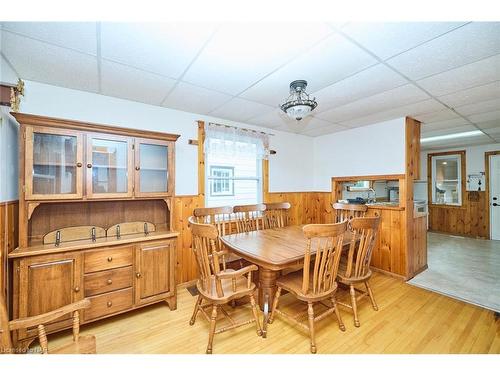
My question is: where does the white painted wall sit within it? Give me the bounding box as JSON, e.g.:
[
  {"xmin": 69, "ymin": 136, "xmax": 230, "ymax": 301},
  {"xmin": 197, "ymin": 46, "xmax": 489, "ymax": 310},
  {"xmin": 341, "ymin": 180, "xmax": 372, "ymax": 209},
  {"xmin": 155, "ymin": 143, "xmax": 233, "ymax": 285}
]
[
  {"xmin": 17, "ymin": 80, "xmax": 316, "ymax": 195},
  {"xmin": 0, "ymin": 48, "xmax": 19, "ymax": 85},
  {"xmin": 312, "ymin": 118, "xmax": 406, "ymax": 191},
  {"xmin": 420, "ymin": 143, "xmax": 500, "ymax": 193},
  {"xmin": 0, "ymin": 106, "xmax": 19, "ymax": 202}
]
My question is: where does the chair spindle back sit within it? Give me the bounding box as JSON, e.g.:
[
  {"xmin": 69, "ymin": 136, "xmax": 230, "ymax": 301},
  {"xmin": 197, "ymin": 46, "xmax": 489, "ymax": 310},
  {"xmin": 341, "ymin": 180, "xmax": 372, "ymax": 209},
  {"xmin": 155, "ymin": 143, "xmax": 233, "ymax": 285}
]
[
  {"xmin": 301, "ymin": 221, "xmax": 348, "ymax": 296},
  {"xmin": 264, "ymin": 202, "xmax": 291, "ymax": 229},
  {"xmin": 332, "ymin": 203, "xmax": 367, "ymax": 223},
  {"xmin": 344, "ymin": 217, "xmax": 380, "ymax": 279},
  {"xmin": 233, "ymin": 204, "xmax": 266, "ymax": 233}
]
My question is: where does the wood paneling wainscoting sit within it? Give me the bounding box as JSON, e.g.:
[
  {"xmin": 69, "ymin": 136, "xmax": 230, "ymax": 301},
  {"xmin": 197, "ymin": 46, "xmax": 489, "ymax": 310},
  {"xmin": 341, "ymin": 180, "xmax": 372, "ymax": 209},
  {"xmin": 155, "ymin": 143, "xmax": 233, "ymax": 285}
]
[
  {"xmin": 0, "ymin": 201, "xmax": 18, "ymax": 298},
  {"xmin": 428, "ymin": 192, "xmax": 488, "ymax": 238}
]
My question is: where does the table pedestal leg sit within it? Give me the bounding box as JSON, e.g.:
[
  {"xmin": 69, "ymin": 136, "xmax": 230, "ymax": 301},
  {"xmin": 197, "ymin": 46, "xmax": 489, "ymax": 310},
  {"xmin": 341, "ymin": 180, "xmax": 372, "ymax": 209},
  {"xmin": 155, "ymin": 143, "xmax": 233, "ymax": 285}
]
[{"xmin": 258, "ymin": 268, "xmax": 278, "ymax": 338}]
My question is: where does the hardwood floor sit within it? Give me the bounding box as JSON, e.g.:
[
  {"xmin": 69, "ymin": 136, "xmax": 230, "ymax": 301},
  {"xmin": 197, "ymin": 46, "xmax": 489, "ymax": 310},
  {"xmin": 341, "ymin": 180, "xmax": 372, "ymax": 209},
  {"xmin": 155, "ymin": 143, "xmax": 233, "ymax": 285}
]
[{"xmin": 43, "ymin": 272, "xmax": 499, "ymax": 354}]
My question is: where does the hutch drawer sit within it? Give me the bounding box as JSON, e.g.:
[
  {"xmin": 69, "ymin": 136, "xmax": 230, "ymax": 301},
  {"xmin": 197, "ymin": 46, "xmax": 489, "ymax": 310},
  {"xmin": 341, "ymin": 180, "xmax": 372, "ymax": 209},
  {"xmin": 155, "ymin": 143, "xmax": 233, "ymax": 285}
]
[
  {"xmin": 84, "ymin": 266, "xmax": 133, "ymax": 297},
  {"xmin": 84, "ymin": 245, "xmax": 134, "ymax": 273},
  {"xmin": 84, "ymin": 287, "xmax": 134, "ymax": 321}
]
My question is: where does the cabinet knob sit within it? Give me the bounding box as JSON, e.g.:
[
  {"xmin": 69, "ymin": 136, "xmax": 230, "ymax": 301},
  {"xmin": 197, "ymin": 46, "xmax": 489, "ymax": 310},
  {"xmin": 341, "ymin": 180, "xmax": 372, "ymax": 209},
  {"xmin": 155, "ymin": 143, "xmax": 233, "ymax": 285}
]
[
  {"xmin": 107, "ymin": 279, "xmax": 113, "ymax": 285},
  {"xmin": 135, "ymin": 166, "xmax": 140, "ymax": 171},
  {"xmin": 76, "ymin": 162, "xmax": 82, "ymax": 167},
  {"xmin": 136, "ymin": 272, "xmax": 141, "ymax": 278},
  {"xmin": 107, "ymin": 256, "xmax": 113, "ymax": 262},
  {"xmin": 107, "ymin": 301, "xmax": 113, "ymax": 307},
  {"xmin": 74, "ymin": 286, "xmax": 80, "ymax": 292},
  {"xmin": 87, "ymin": 163, "xmax": 92, "ymax": 168}
]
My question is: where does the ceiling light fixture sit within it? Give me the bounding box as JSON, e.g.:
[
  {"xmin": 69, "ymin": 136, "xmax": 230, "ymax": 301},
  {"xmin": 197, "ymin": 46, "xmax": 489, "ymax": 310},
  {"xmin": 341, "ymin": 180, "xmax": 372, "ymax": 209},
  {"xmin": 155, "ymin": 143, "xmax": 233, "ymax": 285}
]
[
  {"xmin": 280, "ymin": 80, "xmax": 317, "ymax": 121},
  {"xmin": 420, "ymin": 130, "xmax": 484, "ymax": 143}
]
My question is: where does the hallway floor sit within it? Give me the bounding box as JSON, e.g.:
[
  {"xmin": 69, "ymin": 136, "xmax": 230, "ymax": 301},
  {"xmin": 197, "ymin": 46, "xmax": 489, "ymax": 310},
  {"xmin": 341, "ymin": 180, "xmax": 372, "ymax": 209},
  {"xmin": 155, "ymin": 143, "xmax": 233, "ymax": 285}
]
[{"xmin": 408, "ymin": 232, "xmax": 500, "ymax": 312}]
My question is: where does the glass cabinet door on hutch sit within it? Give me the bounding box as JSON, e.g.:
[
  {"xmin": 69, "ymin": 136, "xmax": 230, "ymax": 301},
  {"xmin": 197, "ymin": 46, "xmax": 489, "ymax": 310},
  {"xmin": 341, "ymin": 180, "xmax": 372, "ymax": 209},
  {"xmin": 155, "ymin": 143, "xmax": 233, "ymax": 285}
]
[
  {"xmin": 134, "ymin": 139, "xmax": 173, "ymax": 197},
  {"xmin": 86, "ymin": 134, "xmax": 134, "ymax": 198},
  {"xmin": 25, "ymin": 126, "xmax": 83, "ymax": 200}
]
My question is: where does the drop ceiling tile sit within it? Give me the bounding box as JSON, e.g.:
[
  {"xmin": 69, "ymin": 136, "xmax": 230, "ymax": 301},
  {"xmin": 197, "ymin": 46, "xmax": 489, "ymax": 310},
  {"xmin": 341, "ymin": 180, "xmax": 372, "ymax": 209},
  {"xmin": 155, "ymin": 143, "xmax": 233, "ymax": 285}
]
[
  {"xmin": 413, "ymin": 109, "xmax": 459, "ymax": 123},
  {"xmin": 475, "ymin": 119, "xmax": 500, "ymax": 130},
  {"xmin": 1, "ymin": 31, "xmax": 98, "ymax": 92},
  {"xmin": 342, "ymin": 22, "xmax": 467, "ymax": 60},
  {"xmin": 209, "ymin": 97, "xmax": 275, "ymax": 122},
  {"xmin": 421, "ymin": 135, "xmax": 492, "ymax": 150},
  {"xmin": 438, "ymin": 81, "xmax": 500, "ymax": 108},
  {"xmin": 468, "ymin": 109, "xmax": 500, "ymax": 123},
  {"xmin": 300, "ymin": 124, "xmax": 348, "ymax": 137},
  {"xmin": 386, "ymin": 22, "xmax": 500, "ymax": 80},
  {"xmin": 1, "ymin": 22, "xmax": 97, "ymax": 54},
  {"xmin": 316, "ymin": 84, "xmax": 430, "ymax": 123},
  {"xmin": 417, "ymin": 54, "xmax": 500, "ymax": 97},
  {"xmin": 454, "ymin": 98, "xmax": 500, "ymax": 116},
  {"xmin": 101, "ymin": 60, "xmax": 176, "ymax": 106},
  {"xmin": 421, "ymin": 124, "xmax": 477, "ymax": 137},
  {"xmin": 183, "ymin": 22, "xmax": 333, "ymax": 95},
  {"xmin": 249, "ymin": 109, "xmax": 294, "ymax": 129},
  {"xmin": 101, "ymin": 22, "xmax": 215, "ymax": 79},
  {"xmin": 482, "ymin": 126, "xmax": 500, "ymax": 136},
  {"xmin": 421, "ymin": 118, "xmax": 470, "ymax": 132},
  {"xmin": 239, "ymin": 33, "xmax": 377, "ymax": 106},
  {"xmin": 162, "ymin": 81, "xmax": 231, "ymax": 114},
  {"xmin": 311, "ymin": 64, "xmax": 408, "ymax": 110}
]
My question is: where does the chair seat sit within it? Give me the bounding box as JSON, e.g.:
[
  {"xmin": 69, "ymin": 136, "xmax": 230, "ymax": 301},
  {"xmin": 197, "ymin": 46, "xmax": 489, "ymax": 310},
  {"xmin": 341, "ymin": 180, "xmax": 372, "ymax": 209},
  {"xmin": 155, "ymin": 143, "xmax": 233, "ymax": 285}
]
[
  {"xmin": 276, "ymin": 270, "xmax": 337, "ymax": 303},
  {"xmin": 337, "ymin": 260, "xmax": 372, "ymax": 284},
  {"xmin": 197, "ymin": 275, "xmax": 256, "ymax": 303},
  {"xmin": 49, "ymin": 335, "xmax": 96, "ymax": 354}
]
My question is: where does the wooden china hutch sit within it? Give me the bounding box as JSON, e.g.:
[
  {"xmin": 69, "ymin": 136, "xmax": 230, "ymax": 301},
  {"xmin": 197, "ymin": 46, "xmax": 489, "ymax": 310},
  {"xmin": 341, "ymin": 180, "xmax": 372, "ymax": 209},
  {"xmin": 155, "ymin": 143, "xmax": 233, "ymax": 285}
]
[{"xmin": 8, "ymin": 113, "xmax": 180, "ymax": 349}]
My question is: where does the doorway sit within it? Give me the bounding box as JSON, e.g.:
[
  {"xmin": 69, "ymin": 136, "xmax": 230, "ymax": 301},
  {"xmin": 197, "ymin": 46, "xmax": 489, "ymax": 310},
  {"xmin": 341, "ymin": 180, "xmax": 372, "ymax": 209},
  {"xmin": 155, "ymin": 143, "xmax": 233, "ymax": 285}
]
[{"xmin": 487, "ymin": 152, "xmax": 500, "ymax": 241}]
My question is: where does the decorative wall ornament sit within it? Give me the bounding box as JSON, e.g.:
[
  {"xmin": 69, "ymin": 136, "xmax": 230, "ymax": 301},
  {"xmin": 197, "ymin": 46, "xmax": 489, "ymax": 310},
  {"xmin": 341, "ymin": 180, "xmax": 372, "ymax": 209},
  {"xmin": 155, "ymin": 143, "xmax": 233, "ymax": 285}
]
[{"xmin": 10, "ymin": 79, "xmax": 25, "ymax": 112}]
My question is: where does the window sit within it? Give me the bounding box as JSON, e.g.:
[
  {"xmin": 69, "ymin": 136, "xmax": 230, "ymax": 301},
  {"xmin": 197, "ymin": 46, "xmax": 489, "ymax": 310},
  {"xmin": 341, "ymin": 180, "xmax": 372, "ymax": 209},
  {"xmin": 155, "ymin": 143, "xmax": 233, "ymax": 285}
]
[
  {"xmin": 204, "ymin": 123, "xmax": 268, "ymax": 208},
  {"xmin": 430, "ymin": 152, "xmax": 463, "ymax": 206},
  {"xmin": 210, "ymin": 166, "xmax": 234, "ymax": 196}
]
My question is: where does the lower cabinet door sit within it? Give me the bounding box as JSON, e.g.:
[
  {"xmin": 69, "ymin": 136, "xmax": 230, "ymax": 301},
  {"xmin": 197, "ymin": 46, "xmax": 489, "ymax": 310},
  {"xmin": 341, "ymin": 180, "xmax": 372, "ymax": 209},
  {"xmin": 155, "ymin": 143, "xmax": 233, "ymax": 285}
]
[
  {"xmin": 17, "ymin": 252, "xmax": 83, "ymax": 339},
  {"xmin": 135, "ymin": 240, "xmax": 173, "ymax": 304}
]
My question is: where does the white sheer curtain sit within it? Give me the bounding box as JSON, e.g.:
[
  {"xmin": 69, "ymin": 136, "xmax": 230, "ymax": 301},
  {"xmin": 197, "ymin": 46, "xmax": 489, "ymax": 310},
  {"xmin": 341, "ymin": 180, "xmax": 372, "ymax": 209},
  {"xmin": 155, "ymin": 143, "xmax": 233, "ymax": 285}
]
[{"xmin": 204, "ymin": 123, "xmax": 269, "ymax": 160}]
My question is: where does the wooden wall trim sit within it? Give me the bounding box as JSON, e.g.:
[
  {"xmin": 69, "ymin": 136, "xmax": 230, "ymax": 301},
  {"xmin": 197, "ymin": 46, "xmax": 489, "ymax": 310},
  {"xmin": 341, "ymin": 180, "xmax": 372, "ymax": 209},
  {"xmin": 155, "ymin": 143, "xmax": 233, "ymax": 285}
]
[{"xmin": 331, "ymin": 174, "xmax": 405, "ymax": 182}]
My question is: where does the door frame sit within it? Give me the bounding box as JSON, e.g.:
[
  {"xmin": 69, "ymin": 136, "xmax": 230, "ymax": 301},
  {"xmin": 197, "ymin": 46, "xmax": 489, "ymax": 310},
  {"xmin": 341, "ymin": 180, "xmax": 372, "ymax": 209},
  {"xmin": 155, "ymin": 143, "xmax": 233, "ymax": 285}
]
[{"xmin": 485, "ymin": 150, "xmax": 500, "ymax": 239}]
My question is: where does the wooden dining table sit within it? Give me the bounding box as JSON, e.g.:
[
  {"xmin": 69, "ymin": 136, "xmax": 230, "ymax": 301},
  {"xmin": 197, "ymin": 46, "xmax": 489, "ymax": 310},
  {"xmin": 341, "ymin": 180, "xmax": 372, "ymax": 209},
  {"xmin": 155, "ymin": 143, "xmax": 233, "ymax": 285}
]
[{"xmin": 220, "ymin": 225, "xmax": 355, "ymax": 337}]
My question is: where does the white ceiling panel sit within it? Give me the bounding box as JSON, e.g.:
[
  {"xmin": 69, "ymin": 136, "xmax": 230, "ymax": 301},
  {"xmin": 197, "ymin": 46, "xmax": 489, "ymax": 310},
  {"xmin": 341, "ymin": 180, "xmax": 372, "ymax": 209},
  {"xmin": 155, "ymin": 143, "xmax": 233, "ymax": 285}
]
[
  {"xmin": 101, "ymin": 22, "xmax": 215, "ymax": 79},
  {"xmin": 475, "ymin": 119, "xmax": 500, "ymax": 129},
  {"xmin": 239, "ymin": 33, "xmax": 376, "ymax": 106},
  {"xmin": 101, "ymin": 60, "xmax": 176, "ymax": 106},
  {"xmin": 438, "ymin": 81, "xmax": 500, "ymax": 108},
  {"xmin": 300, "ymin": 123, "xmax": 349, "ymax": 137},
  {"xmin": 421, "ymin": 124, "xmax": 477, "ymax": 137},
  {"xmin": 2, "ymin": 31, "xmax": 99, "ymax": 92},
  {"xmin": 414, "ymin": 109, "xmax": 459, "ymax": 123},
  {"xmin": 339, "ymin": 99, "xmax": 445, "ymax": 128},
  {"xmin": 1, "ymin": 22, "xmax": 97, "ymax": 55},
  {"xmin": 421, "ymin": 135, "xmax": 492, "ymax": 150},
  {"xmin": 311, "ymin": 64, "xmax": 407, "ymax": 110},
  {"xmin": 417, "ymin": 54, "xmax": 500, "ymax": 97},
  {"xmin": 421, "ymin": 118, "xmax": 470, "ymax": 132},
  {"xmin": 162, "ymin": 81, "xmax": 232, "ymax": 114},
  {"xmin": 316, "ymin": 84, "xmax": 430, "ymax": 123},
  {"xmin": 454, "ymin": 98, "xmax": 500, "ymax": 116},
  {"xmin": 183, "ymin": 23, "xmax": 333, "ymax": 95},
  {"xmin": 342, "ymin": 22, "xmax": 467, "ymax": 60},
  {"xmin": 248, "ymin": 109, "xmax": 295, "ymax": 129},
  {"xmin": 209, "ymin": 97, "xmax": 275, "ymax": 122},
  {"xmin": 386, "ymin": 22, "xmax": 500, "ymax": 80},
  {"xmin": 468, "ymin": 109, "xmax": 500, "ymax": 124}
]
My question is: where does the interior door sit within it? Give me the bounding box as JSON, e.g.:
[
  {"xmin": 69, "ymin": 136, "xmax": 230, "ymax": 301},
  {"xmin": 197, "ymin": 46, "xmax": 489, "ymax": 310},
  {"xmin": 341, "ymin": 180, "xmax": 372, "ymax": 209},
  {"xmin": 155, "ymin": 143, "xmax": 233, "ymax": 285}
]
[
  {"xmin": 490, "ymin": 154, "xmax": 500, "ymax": 240},
  {"xmin": 86, "ymin": 133, "xmax": 134, "ymax": 198},
  {"xmin": 25, "ymin": 126, "xmax": 83, "ymax": 200}
]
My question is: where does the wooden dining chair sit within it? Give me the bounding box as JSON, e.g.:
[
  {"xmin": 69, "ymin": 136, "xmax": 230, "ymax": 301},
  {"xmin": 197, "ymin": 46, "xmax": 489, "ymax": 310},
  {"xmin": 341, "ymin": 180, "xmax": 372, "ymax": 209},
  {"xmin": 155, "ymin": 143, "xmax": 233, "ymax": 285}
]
[
  {"xmin": 336, "ymin": 216, "xmax": 380, "ymax": 327},
  {"xmin": 264, "ymin": 202, "xmax": 291, "ymax": 229},
  {"xmin": 188, "ymin": 216, "xmax": 262, "ymax": 354},
  {"xmin": 233, "ymin": 204, "xmax": 267, "ymax": 233},
  {"xmin": 332, "ymin": 202, "xmax": 368, "ymax": 223},
  {"xmin": 1, "ymin": 294, "xmax": 96, "ymax": 354},
  {"xmin": 268, "ymin": 221, "xmax": 348, "ymax": 354},
  {"xmin": 193, "ymin": 206, "xmax": 241, "ymax": 267}
]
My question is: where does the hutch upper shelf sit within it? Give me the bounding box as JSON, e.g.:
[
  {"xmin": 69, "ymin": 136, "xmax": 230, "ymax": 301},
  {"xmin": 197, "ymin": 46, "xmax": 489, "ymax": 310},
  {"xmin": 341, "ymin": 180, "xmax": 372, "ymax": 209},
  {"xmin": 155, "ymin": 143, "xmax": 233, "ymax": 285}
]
[{"xmin": 14, "ymin": 113, "xmax": 179, "ymax": 201}]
